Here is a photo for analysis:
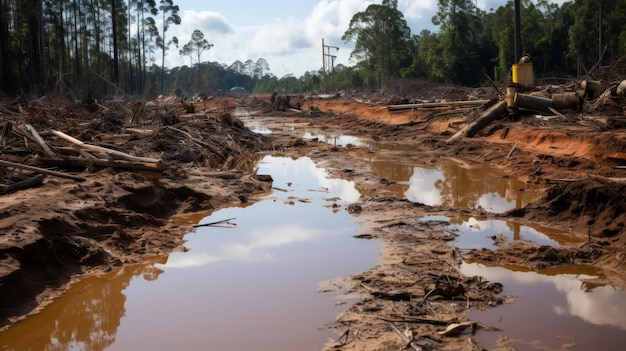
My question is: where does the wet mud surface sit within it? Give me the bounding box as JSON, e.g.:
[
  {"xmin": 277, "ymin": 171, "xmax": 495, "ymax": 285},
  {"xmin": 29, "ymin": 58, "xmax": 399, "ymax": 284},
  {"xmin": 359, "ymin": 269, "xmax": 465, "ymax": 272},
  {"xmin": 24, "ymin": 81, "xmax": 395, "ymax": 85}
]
[{"xmin": 1, "ymin": 87, "xmax": 626, "ymax": 350}]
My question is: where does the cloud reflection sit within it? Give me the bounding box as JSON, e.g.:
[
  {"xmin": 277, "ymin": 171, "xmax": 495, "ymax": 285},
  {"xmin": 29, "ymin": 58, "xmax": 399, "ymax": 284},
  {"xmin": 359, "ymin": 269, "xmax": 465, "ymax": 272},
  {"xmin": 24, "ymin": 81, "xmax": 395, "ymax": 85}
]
[
  {"xmin": 165, "ymin": 156, "xmax": 361, "ymax": 270},
  {"xmin": 461, "ymin": 263, "xmax": 626, "ymax": 330},
  {"xmin": 260, "ymin": 156, "xmax": 360, "ymax": 203},
  {"xmin": 164, "ymin": 225, "xmax": 328, "ymax": 269}
]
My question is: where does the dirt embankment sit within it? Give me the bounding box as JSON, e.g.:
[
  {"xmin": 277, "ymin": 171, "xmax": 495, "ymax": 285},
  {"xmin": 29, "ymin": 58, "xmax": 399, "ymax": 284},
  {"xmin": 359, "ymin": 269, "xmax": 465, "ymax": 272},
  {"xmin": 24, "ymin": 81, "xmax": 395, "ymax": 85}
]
[{"xmin": 1, "ymin": 82, "xmax": 625, "ymax": 350}]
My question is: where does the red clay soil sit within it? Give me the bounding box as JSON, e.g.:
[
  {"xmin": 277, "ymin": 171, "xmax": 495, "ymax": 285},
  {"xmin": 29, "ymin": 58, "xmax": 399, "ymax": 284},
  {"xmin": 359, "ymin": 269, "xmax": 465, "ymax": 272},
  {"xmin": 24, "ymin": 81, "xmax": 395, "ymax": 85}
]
[{"xmin": 1, "ymin": 82, "xmax": 625, "ymax": 350}]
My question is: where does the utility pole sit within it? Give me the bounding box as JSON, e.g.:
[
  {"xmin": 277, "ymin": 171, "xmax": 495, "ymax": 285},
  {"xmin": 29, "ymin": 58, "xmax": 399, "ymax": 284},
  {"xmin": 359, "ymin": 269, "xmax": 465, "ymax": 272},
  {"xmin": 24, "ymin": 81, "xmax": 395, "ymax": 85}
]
[
  {"xmin": 322, "ymin": 38, "xmax": 326, "ymax": 94},
  {"xmin": 322, "ymin": 38, "xmax": 338, "ymax": 94}
]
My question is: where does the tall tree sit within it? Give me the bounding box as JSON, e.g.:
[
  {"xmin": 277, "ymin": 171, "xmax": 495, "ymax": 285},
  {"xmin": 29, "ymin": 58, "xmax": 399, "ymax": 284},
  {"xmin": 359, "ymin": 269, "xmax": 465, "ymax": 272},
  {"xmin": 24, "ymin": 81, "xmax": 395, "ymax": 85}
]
[
  {"xmin": 0, "ymin": 0, "xmax": 10, "ymax": 92},
  {"xmin": 156, "ymin": 0, "xmax": 180, "ymax": 93},
  {"xmin": 132, "ymin": 0, "xmax": 158, "ymax": 94},
  {"xmin": 186, "ymin": 29, "xmax": 212, "ymax": 65},
  {"xmin": 431, "ymin": 0, "xmax": 488, "ymax": 85},
  {"xmin": 342, "ymin": 0, "xmax": 412, "ymax": 89}
]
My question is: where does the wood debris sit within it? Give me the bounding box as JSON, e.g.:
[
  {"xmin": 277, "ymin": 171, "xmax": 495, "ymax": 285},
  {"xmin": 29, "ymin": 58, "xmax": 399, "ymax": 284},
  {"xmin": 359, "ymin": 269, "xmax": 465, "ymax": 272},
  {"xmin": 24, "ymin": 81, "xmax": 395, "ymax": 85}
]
[{"xmin": 0, "ymin": 95, "xmax": 273, "ymax": 195}]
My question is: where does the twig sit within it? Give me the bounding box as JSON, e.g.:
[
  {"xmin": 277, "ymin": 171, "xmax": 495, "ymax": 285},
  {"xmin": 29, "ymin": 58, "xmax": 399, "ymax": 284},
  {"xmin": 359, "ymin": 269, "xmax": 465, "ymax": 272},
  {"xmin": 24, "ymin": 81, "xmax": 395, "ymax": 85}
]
[
  {"xmin": 483, "ymin": 73, "xmax": 503, "ymax": 99},
  {"xmin": 165, "ymin": 126, "xmax": 226, "ymax": 162},
  {"xmin": 381, "ymin": 316, "xmax": 449, "ymax": 326},
  {"xmin": 506, "ymin": 143, "xmax": 518, "ymax": 158},
  {"xmin": 388, "ymin": 322, "xmax": 421, "ymax": 351},
  {"xmin": 192, "ymin": 217, "xmax": 237, "ymax": 228}
]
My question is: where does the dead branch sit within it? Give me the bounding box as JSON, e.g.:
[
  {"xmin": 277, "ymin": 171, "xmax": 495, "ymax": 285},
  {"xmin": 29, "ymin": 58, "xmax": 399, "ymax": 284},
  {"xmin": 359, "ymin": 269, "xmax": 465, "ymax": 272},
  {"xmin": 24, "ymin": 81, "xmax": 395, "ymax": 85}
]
[{"xmin": 0, "ymin": 159, "xmax": 84, "ymax": 182}]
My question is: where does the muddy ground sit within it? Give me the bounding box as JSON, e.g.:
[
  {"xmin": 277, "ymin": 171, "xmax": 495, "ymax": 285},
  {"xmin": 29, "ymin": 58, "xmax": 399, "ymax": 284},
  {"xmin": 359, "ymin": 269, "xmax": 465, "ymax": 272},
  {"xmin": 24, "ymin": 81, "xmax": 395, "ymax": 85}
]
[{"xmin": 1, "ymin": 81, "xmax": 625, "ymax": 350}]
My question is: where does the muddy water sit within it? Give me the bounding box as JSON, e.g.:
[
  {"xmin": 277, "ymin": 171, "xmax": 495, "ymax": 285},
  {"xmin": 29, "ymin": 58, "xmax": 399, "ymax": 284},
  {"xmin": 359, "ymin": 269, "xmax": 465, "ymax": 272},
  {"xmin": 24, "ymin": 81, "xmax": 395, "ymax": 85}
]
[
  {"xmin": 365, "ymin": 158, "xmax": 540, "ymax": 213},
  {"xmin": 302, "ymin": 131, "xmax": 626, "ymax": 349},
  {"xmin": 462, "ymin": 263, "xmax": 626, "ymax": 351},
  {"xmin": 2, "ymin": 127, "xmax": 625, "ymax": 350},
  {"xmin": 303, "ymin": 131, "xmax": 540, "ymax": 213},
  {"xmin": 0, "ymin": 156, "xmax": 377, "ymax": 351}
]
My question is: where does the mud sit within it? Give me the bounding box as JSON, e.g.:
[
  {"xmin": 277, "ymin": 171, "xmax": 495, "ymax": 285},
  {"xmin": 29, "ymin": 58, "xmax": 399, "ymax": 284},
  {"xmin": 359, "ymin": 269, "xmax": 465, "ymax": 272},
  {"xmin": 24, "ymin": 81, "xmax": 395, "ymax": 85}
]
[{"xmin": 1, "ymin": 85, "xmax": 625, "ymax": 350}]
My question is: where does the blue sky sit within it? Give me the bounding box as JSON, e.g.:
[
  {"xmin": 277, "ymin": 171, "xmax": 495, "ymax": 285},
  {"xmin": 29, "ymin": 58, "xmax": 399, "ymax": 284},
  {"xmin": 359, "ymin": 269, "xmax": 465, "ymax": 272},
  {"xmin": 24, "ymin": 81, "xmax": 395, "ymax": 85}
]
[{"xmin": 165, "ymin": 0, "xmax": 567, "ymax": 78}]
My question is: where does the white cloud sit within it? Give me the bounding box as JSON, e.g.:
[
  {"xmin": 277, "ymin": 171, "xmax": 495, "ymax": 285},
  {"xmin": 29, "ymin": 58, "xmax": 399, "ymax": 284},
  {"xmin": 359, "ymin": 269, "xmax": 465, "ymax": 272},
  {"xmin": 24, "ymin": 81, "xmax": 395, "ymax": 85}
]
[{"xmin": 163, "ymin": 0, "xmax": 561, "ymax": 78}]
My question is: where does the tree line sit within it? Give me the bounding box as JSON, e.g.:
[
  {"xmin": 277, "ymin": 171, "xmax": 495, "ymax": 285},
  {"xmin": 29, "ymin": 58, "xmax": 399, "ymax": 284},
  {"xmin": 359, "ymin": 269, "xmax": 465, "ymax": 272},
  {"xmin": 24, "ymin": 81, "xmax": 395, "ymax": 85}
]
[{"xmin": 1, "ymin": 0, "xmax": 625, "ymax": 99}]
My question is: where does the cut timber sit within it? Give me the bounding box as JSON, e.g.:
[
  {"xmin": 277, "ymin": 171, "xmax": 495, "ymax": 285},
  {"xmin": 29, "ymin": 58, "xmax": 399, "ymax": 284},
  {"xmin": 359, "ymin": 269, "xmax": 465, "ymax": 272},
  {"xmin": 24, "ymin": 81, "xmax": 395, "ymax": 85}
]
[
  {"xmin": 589, "ymin": 174, "xmax": 626, "ymax": 185},
  {"xmin": 387, "ymin": 99, "xmax": 490, "ymax": 111},
  {"xmin": 51, "ymin": 129, "xmax": 161, "ymax": 164},
  {"xmin": 0, "ymin": 159, "xmax": 85, "ymax": 182},
  {"xmin": 24, "ymin": 124, "xmax": 56, "ymax": 157},
  {"xmin": 446, "ymin": 101, "xmax": 507, "ymax": 144}
]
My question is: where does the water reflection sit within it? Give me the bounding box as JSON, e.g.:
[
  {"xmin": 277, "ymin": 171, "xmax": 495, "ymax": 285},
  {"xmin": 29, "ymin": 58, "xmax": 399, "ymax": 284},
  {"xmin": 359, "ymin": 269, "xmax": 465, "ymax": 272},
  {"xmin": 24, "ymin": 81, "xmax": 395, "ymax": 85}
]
[
  {"xmin": 246, "ymin": 124, "xmax": 272, "ymax": 134},
  {"xmin": 448, "ymin": 218, "xmax": 583, "ymax": 249},
  {"xmin": 0, "ymin": 156, "xmax": 375, "ymax": 351},
  {"xmin": 0, "ymin": 258, "xmax": 166, "ymax": 351},
  {"xmin": 167, "ymin": 156, "xmax": 362, "ymax": 271},
  {"xmin": 462, "ymin": 263, "xmax": 626, "ymax": 350},
  {"xmin": 364, "ymin": 159, "xmax": 539, "ymax": 213},
  {"xmin": 303, "ymin": 132, "xmax": 371, "ymax": 147}
]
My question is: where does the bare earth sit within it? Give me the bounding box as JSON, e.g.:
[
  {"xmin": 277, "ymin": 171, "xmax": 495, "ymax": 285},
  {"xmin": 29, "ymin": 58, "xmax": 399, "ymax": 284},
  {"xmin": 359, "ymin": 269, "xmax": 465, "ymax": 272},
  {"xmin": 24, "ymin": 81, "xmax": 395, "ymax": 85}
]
[{"xmin": 1, "ymin": 84, "xmax": 625, "ymax": 350}]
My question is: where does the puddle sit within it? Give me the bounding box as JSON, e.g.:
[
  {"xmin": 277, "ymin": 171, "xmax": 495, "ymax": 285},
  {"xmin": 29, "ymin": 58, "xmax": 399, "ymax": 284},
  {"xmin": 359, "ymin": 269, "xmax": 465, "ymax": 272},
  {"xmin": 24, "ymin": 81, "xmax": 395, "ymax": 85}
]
[
  {"xmin": 300, "ymin": 131, "xmax": 539, "ymax": 213},
  {"xmin": 365, "ymin": 159, "xmax": 540, "ymax": 213},
  {"xmin": 448, "ymin": 218, "xmax": 584, "ymax": 249},
  {"xmin": 461, "ymin": 263, "xmax": 626, "ymax": 351},
  {"xmin": 0, "ymin": 156, "xmax": 377, "ymax": 351},
  {"xmin": 303, "ymin": 132, "xmax": 371, "ymax": 147},
  {"xmin": 419, "ymin": 215, "xmax": 582, "ymax": 250}
]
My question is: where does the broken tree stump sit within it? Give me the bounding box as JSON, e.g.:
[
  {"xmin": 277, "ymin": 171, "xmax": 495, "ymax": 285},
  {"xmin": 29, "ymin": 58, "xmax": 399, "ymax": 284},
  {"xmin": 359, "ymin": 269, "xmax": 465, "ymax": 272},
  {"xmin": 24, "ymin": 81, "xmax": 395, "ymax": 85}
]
[{"xmin": 446, "ymin": 101, "xmax": 507, "ymax": 144}]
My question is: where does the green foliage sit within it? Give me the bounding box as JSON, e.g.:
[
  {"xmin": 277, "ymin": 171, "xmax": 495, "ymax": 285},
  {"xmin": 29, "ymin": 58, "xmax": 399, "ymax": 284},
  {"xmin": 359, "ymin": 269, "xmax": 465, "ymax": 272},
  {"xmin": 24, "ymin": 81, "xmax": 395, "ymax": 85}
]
[
  {"xmin": 3, "ymin": 0, "xmax": 626, "ymax": 97},
  {"xmin": 342, "ymin": 0, "xmax": 412, "ymax": 89}
]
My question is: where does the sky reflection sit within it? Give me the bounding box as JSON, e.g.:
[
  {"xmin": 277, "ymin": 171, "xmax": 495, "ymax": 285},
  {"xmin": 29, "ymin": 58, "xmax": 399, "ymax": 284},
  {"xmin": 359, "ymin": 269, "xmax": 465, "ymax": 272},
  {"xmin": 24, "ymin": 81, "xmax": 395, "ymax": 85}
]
[{"xmin": 462, "ymin": 262, "xmax": 626, "ymax": 350}]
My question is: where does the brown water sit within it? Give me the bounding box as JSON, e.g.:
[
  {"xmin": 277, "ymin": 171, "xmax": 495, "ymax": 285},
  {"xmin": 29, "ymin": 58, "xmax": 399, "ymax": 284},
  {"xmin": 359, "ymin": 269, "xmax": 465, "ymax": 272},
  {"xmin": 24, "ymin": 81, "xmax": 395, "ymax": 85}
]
[
  {"xmin": 2, "ymin": 133, "xmax": 624, "ymax": 350},
  {"xmin": 462, "ymin": 263, "xmax": 626, "ymax": 351},
  {"xmin": 0, "ymin": 156, "xmax": 377, "ymax": 351},
  {"xmin": 364, "ymin": 158, "xmax": 541, "ymax": 213}
]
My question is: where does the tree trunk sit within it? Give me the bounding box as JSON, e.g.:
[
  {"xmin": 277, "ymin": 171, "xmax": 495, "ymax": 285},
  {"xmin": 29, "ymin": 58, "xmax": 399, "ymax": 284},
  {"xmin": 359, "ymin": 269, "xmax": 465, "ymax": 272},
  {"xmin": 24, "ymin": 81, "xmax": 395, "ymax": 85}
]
[
  {"xmin": 0, "ymin": 0, "xmax": 8, "ymax": 92},
  {"xmin": 111, "ymin": 0, "xmax": 119, "ymax": 85},
  {"xmin": 27, "ymin": 0, "xmax": 46, "ymax": 95}
]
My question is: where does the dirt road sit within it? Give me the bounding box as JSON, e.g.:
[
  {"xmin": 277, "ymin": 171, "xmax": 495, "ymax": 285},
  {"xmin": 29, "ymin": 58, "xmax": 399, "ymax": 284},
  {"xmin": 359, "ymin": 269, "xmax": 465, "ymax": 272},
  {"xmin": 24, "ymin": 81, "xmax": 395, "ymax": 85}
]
[{"xmin": 1, "ymin": 87, "xmax": 625, "ymax": 350}]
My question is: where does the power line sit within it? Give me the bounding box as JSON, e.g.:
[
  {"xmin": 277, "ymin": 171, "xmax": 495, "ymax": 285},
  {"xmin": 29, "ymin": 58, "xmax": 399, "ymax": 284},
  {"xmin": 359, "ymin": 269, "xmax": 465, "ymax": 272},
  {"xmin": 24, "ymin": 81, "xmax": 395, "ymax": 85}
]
[{"xmin": 322, "ymin": 38, "xmax": 339, "ymax": 94}]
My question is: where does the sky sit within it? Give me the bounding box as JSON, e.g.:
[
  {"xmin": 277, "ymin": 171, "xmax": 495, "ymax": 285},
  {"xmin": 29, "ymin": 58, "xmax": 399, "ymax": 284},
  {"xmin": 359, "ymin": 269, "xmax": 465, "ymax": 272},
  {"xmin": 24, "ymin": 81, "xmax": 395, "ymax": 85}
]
[{"xmin": 165, "ymin": 0, "xmax": 568, "ymax": 78}]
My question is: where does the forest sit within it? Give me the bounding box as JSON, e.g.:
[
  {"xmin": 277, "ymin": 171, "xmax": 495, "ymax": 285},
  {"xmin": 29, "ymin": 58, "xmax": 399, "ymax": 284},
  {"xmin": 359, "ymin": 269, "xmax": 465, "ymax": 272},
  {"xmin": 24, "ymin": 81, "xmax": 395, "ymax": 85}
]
[{"xmin": 1, "ymin": 0, "xmax": 625, "ymax": 99}]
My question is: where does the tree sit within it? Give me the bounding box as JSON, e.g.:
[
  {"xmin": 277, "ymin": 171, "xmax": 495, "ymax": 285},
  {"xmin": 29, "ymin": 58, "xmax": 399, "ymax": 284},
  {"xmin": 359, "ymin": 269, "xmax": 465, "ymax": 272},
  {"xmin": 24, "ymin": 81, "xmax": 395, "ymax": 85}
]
[
  {"xmin": 184, "ymin": 29, "xmax": 213, "ymax": 65},
  {"xmin": 131, "ymin": 0, "xmax": 158, "ymax": 94},
  {"xmin": 342, "ymin": 0, "xmax": 412, "ymax": 89},
  {"xmin": 253, "ymin": 58, "xmax": 270, "ymax": 79},
  {"xmin": 431, "ymin": 0, "xmax": 489, "ymax": 85},
  {"xmin": 156, "ymin": 0, "xmax": 180, "ymax": 93}
]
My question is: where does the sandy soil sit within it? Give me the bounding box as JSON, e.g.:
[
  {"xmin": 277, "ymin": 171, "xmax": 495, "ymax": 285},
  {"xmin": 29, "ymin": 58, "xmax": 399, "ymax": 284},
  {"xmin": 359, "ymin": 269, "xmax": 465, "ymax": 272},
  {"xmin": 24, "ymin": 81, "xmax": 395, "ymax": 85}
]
[{"xmin": 1, "ymin": 85, "xmax": 625, "ymax": 350}]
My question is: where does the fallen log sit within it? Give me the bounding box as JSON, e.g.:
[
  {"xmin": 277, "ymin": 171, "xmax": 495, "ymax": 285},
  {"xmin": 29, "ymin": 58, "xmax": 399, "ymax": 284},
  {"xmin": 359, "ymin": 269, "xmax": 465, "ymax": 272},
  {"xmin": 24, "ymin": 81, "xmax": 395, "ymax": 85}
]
[
  {"xmin": 446, "ymin": 100, "xmax": 507, "ymax": 144},
  {"xmin": 0, "ymin": 159, "xmax": 85, "ymax": 182},
  {"xmin": 0, "ymin": 174, "xmax": 45, "ymax": 195},
  {"xmin": 50, "ymin": 129, "xmax": 161, "ymax": 164},
  {"xmin": 387, "ymin": 99, "xmax": 490, "ymax": 111},
  {"xmin": 24, "ymin": 124, "xmax": 56, "ymax": 157}
]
